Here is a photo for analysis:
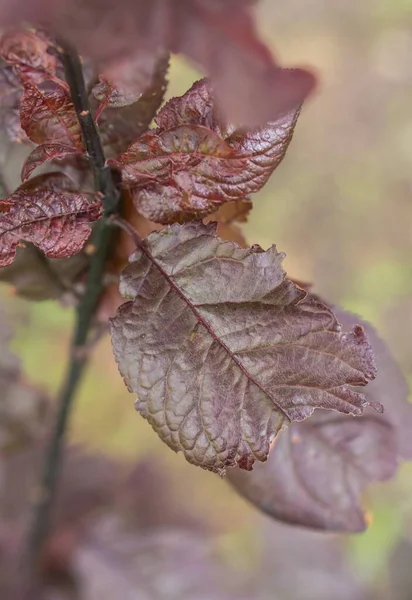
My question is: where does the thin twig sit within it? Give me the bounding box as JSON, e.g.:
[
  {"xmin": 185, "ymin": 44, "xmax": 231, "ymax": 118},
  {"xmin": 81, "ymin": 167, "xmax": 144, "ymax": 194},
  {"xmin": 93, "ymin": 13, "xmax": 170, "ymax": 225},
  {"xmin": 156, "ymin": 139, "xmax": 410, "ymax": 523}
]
[
  {"xmin": 24, "ymin": 41, "xmax": 120, "ymax": 585},
  {"xmin": 109, "ymin": 214, "xmax": 142, "ymax": 247}
]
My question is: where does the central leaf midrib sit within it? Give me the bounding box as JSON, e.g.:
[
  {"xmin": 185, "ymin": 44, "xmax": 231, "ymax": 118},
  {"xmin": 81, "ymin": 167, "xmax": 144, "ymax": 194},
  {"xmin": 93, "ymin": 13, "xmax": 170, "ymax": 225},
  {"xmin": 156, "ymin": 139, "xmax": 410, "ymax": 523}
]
[{"xmin": 138, "ymin": 242, "xmax": 290, "ymax": 422}]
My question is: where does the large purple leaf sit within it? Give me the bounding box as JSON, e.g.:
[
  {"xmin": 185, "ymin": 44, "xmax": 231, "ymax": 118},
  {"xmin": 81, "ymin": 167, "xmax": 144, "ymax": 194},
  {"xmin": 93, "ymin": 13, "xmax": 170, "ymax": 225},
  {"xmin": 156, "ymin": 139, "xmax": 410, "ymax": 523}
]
[
  {"xmin": 110, "ymin": 80, "xmax": 300, "ymax": 223},
  {"xmin": 110, "ymin": 222, "xmax": 377, "ymax": 473},
  {"xmin": 0, "ymin": 0, "xmax": 315, "ymax": 126},
  {"xmin": 0, "ymin": 184, "xmax": 102, "ymax": 267},
  {"xmin": 227, "ymin": 305, "xmax": 412, "ymax": 532}
]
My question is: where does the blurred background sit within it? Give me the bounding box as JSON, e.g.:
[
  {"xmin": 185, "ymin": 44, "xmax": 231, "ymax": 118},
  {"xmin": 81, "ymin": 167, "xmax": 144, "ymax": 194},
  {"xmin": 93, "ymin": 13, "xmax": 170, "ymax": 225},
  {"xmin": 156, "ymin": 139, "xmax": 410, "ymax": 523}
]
[{"xmin": 2, "ymin": 0, "xmax": 412, "ymax": 597}]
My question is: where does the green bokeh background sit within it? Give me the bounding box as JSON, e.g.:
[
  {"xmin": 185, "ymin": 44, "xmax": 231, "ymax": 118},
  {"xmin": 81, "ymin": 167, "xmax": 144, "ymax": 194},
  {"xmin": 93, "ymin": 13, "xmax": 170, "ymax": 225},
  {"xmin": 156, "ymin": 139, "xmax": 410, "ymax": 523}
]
[{"xmin": 3, "ymin": 0, "xmax": 412, "ymax": 595}]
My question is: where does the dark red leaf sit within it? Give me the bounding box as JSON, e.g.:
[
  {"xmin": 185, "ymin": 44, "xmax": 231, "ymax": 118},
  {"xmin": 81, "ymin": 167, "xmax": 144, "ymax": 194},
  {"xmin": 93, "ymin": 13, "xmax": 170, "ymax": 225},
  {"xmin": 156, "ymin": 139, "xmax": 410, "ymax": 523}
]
[
  {"xmin": 21, "ymin": 143, "xmax": 84, "ymax": 181},
  {"xmin": 0, "ymin": 184, "xmax": 102, "ymax": 267},
  {"xmin": 1, "ymin": 0, "xmax": 315, "ymax": 126},
  {"xmin": 111, "ymin": 82, "xmax": 299, "ymax": 223},
  {"xmin": 228, "ymin": 304, "xmax": 412, "ymax": 532},
  {"xmin": 19, "ymin": 80, "xmax": 82, "ymax": 147},
  {"xmin": 110, "ymin": 222, "xmax": 377, "ymax": 473}
]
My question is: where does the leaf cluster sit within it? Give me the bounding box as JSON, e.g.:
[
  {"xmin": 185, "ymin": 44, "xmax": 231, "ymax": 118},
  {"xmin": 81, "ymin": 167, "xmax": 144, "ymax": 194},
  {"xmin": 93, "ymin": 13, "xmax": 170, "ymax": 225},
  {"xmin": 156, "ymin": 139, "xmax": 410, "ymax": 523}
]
[{"xmin": 0, "ymin": 6, "xmax": 409, "ymax": 541}]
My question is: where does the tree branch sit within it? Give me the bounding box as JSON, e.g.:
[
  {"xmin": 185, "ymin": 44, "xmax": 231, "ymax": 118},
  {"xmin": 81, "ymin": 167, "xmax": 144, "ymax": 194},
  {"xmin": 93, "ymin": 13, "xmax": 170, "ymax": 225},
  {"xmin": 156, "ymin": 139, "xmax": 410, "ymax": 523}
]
[{"xmin": 24, "ymin": 42, "xmax": 120, "ymax": 585}]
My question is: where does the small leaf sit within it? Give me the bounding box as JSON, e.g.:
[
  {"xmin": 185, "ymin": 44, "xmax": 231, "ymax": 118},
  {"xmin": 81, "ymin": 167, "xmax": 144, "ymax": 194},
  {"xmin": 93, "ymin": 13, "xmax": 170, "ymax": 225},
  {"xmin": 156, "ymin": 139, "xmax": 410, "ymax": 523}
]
[
  {"xmin": 21, "ymin": 143, "xmax": 84, "ymax": 181},
  {"xmin": 99, "ymin": 52, "xmax": 169, "ymax": 155},
  {"xmin": 93, "ymin": 49, "xmax": 168, "ymax": 110},
  {"xmin": 111, "ymin": 86, "xmax": 299, "ymax": 224},
  {"xmin": 0, "ymin": 185, "xmax": 102, "ymax": 267},
  {"xmin": 227, "ymin": 304, "xmax": 412, "ymax": 532},
  {"xmin": 19, "ymin": 80, "xmax": 82, "ymax": 147},
  {"xmin": 110, "ymin": 222, "xmax": 377, "ymax": 473},
  {"xmin": 0, "ymin": 28, "xmax": 57, "ymax": 75}
]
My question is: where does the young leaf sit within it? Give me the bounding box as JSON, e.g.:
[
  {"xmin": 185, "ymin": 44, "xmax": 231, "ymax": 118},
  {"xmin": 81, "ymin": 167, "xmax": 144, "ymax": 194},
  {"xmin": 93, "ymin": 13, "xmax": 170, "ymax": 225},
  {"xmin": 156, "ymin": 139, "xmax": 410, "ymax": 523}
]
[
  {"xmin": 0, "ymin": 185, "xmax": 102, "ymax": 267},
  {"xmin": 111, "ymin": 83, "xmax": 299, "ymax": 223},
  {"xmin": 110, "ymin": 222, "xmax": 377, "ymax": 473},
  {"xmin": 227, "ymin": 305, "xmax": 412, "ymax": 532},
  {"xmin": 19, "ymin": 80, "xmax": 83, "ymax": 148},
  {"xmin": 21, "ymin": 143, "xmax": 83, "ymax": 181}
]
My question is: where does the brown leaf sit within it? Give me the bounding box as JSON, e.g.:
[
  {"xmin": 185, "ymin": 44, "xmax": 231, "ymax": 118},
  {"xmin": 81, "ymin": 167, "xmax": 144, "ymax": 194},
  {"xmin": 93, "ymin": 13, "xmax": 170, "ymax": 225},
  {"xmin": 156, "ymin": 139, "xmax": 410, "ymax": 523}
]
[
  {"xmin": 0, "ymin": 184, "xmax": 102, "ymax": 267},
  {"xmin": 110, "ymin": 222, "xmax": 377, "ymax": 473}
]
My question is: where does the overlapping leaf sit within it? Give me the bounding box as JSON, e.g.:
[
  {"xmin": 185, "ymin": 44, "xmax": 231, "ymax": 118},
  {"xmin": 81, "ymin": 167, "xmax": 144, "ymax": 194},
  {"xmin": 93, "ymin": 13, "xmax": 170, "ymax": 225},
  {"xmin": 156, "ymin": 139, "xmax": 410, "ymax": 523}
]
[
  {"xmin": 98, "ymin": 52, "xmax": 169, "ymax": 155},
  {"xmin": 19, "ymin": 80, "xmax": 83, "ymax": 148},
  {"xmin": 111, "ymin": 79, "xmax": 300, "ymax": 223},
  {"xmin": 110, "ymin": 222, "xmax": 377, "ymax": 473},
  {"xmin": 227, "ymin": 305, "xmax": 412, "ymax": 532},
  {"xmin": 0, "ymin": 0, "xmax": 315, "ymax": 127},
  {"xmin": 0, "ymin": 182, "xmax": 102, "ymax": 267}
]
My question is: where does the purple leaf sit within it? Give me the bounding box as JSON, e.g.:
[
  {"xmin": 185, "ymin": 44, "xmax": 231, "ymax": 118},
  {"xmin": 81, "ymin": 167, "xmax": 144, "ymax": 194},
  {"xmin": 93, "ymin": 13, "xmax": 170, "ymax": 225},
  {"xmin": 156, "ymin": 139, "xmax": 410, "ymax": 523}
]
[
  {"xmin": 110, "ymin": 222, "xmax": 377, "ymax": 473},
  {"xmin": 0, "ymin": 184, "xmax": 102, "ymax": 267},
  {"xmin": 110, "ymin": 80, "xmax": 300, "ymax": 223},
  {"xmin": 227, "ymin": 303, "xmax": 412, "ymax": 532},
  {"xmin": 0, "ymin": 0, "xmax": 315, "ymax": 126}
]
